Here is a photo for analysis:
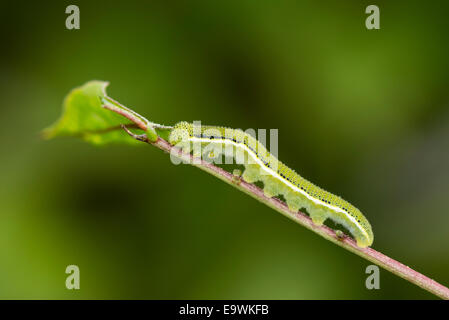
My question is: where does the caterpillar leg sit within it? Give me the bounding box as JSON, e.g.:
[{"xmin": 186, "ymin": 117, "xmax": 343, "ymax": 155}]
[
  {"xmin": 309, "ymin": 207, "xmax": 327, "ymax": 226},
  {"xmin": 232, "ymin": 169, "xmax": 242, "ymax": 185},
  {"xmin": 261, "ymin": 175, "xmax": 282, "ymax": 198},
  {"xmin": 242, "ymin": 164, "xmax": 261, "ymax": 184},
  {"xmin": 285, "ymin": 191, "xmax": 304, "ymax": 212}
]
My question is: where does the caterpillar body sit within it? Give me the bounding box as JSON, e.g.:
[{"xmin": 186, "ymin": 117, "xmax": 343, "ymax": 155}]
[{"xmin": 169, "ymin": 122, "xmax": 374, "ymax": 248}]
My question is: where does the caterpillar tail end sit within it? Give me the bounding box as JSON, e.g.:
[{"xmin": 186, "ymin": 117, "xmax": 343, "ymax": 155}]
[{"xmin": 355, "ymin": 235, "xmax": 374, "ymax": 248}]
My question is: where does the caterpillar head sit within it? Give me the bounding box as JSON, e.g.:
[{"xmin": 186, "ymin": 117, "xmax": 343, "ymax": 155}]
[{"xmin": 169, "ymin": 122, "xmax": 193, "ymax": 145}]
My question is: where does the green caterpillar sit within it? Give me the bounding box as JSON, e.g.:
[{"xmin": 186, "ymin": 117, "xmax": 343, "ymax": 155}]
[{"xmin": 169, "ymin": 122, "xmax": 374, "ymax": 248}]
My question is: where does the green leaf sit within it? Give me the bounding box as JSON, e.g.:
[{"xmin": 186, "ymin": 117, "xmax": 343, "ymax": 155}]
[{"xmin": 43, "ymin": 80, "xmax": 145, "ymax": 145}]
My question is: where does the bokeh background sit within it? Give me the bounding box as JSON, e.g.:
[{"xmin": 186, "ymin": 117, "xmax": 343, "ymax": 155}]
[{"xmin": 1, "ymin": 0, "xmax": 448, "ymax": 299}]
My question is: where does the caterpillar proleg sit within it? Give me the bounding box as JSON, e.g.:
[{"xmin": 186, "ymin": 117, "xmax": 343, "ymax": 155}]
[{"xmin": 169, "ymin": 122, "xmax": 374, "ymax": 248}]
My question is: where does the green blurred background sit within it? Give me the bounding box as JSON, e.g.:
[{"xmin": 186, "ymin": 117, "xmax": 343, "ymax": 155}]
[{"xmin": 1, "ymin": 0, "xmax": 448, "ymax": 299}]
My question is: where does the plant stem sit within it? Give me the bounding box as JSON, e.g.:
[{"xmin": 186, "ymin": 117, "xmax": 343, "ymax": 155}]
[{"xmin": 115, "ymin": 115, "xmax": 449, "ymax": 299}]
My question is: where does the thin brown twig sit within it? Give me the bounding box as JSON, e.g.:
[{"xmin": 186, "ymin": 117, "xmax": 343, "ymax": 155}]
[{"xmin": 118, "ymin": 123, "xmax": 449, "ymax": 299}]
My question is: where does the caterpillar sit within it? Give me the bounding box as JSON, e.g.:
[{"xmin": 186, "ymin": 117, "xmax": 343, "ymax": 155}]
[{"xmin": 168, "ymin": 122, "xmax": 374, "ymax": 248}]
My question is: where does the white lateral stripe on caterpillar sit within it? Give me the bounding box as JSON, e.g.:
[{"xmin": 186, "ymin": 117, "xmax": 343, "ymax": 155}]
[{"xmin": 168, "ymin": 122, "xmax": 374, "ymax": 248}]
